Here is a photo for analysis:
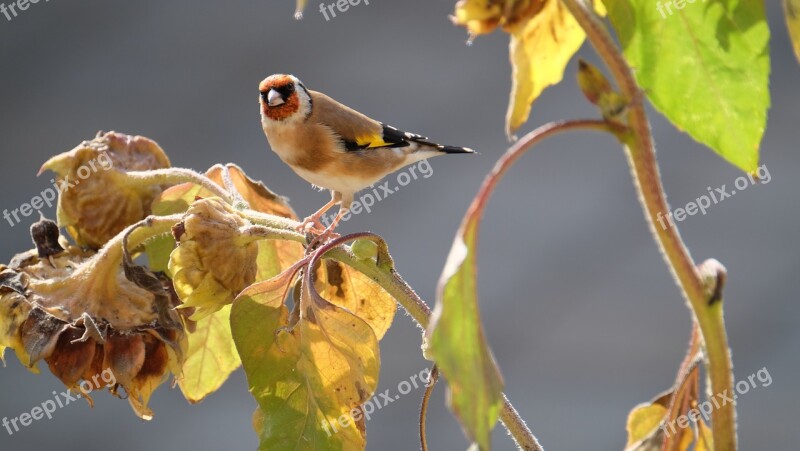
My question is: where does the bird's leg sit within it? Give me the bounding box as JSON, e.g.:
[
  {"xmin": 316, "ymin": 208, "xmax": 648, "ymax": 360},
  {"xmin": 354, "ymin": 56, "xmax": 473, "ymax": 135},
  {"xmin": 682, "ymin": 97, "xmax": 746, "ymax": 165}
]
[
  {"xmin": 307, "ymin": 207, "xmax": 347, "ymax": 249},
  {"xmin": 307, "ymin": 193, "xmax": 353, "ymax": 248},
  {"xmin": 298, "ymin": 191, "xmax": 340, "ymax": 234}
]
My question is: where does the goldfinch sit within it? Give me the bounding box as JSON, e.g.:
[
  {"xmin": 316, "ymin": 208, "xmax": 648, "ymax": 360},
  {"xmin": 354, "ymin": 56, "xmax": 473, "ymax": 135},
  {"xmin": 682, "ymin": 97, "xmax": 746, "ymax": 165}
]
[{"xmin": 258, "ymin": 73, "xmax": 475, "ymax": 238}]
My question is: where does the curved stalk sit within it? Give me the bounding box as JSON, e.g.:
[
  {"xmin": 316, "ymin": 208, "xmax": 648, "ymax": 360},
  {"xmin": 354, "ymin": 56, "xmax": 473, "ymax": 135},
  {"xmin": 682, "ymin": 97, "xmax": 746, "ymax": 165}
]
[
  {"xmin": 559, "ymin": 0, "xmax": 736, "ymax": 448},
  {"xmin": 329, "ymin": 244, "xmax": 543, "ymax": 450},
  {"xmin": 124, "ymin": 168, "xmax": 235, "ymax": 204}
]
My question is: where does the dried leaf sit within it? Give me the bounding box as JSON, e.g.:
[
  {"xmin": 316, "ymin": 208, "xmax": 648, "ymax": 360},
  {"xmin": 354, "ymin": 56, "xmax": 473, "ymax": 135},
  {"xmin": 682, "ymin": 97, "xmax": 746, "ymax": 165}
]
[{"xmin": 315, "ymin": 260, "xmax": 396, "ymax": 340}]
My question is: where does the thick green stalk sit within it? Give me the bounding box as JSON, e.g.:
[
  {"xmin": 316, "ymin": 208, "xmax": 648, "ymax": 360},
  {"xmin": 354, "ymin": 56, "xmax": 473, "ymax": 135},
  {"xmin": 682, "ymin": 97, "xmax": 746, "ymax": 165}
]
[{"xmin": 559, "ymin": 1, "xmax": 736, "ymax": 448}]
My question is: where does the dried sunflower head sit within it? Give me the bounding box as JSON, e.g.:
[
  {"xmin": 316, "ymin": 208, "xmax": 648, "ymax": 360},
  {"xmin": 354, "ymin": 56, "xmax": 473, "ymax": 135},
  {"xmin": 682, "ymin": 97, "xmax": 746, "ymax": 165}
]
[
  {"xmin": 170, "ymin": 198, "xmax": 259, "ymax": 320},
  {"xmin": 452, "ymin": 0, "xmax": 546, "ymax": 35},
  {"xmin": 0, "ymin": 217, "xmax": 185, "ymax": 420},
  {"xmin": 39, "ymin": 131, "xmax": 171, "ymax": 249}
]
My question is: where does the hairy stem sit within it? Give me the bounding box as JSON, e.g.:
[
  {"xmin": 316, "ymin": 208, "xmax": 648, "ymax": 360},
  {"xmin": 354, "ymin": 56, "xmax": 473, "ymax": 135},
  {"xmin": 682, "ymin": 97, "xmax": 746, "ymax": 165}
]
[
  {"xmin": 242, "ymin": 209, "xmax": 303, "ymax": 232},
  {"xmin": 125, "ymin": 168, "xmax": 235, "ymax": 204},
  {"xmin": 328, "ymin": 242, "xmax": 542, "ymax": 449},
  {"xmin": 85, "ymin": 214, "xmax": 183, "ymax": 283},
  {"xmin": 560, "ymin": 0, "xmax": 736, "ymax": 447},
  {"xmin": 419, "ymin": 365, "xmax": 439, "ymax": 451}
]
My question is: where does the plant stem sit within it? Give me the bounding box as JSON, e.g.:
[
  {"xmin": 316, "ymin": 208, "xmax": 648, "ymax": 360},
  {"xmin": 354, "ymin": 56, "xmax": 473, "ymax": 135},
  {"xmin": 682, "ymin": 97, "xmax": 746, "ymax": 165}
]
[
  {"xmin": 125, "ymin": 168, "xmax": 235, "ymax": 204},
  {"xmin": 559, "ymin": 0, "xmax": 736, "ymax": 448},
  {"xmin": 242, "ymin": 209, "xmax": 303, "ymax": 232},
  {"xmin": 323, "ymin": 120, "xmax": 612, "ymax": 450},
  {"xmin": 327, "ymin": 246, "xmax": 543, "ymax": 450},
  {"xmin": 236, "ymin": 224, "xmax": 306, "ymax": 245},
  {"xmin": 419, "ymin": 365, "xmax": 439, "ymax": 451},
  {"xmin": 92, "ymin": 214, "xmax": 183, "ymax": 282}
]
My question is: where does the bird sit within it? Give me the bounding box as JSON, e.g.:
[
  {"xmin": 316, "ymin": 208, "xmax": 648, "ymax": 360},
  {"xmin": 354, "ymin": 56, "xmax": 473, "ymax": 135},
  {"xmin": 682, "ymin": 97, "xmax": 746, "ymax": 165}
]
[{"xmin": 258, "ymin": 73, "xmax": 475, "ymax": 241}]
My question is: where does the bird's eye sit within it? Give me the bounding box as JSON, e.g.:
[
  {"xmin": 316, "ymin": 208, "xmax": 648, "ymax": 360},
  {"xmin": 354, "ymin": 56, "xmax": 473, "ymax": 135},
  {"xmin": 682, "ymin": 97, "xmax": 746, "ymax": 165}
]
[{"xmin": 285, "ymin": 83, "xmax": 295, "ymax": 93}]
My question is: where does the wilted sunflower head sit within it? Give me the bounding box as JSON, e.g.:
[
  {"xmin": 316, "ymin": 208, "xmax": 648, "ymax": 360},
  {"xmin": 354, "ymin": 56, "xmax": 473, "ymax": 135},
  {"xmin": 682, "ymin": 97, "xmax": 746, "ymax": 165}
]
[
  {"xmin": 39, "ymin": 131, "xmax": 171, "ymax": 249},
  {"xmin": 0, "ymin": 217, "xmax": 185, "ymax": 420}
]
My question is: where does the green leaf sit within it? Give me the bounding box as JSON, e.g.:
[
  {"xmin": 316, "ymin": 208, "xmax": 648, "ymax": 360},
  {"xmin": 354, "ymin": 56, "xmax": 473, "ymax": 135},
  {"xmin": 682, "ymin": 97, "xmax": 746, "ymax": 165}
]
[
  {"xmin": 231, "ymin": 269, "xmax": 380, "ymax": 451},
  {"xmin": 428, "ymin": 218, "xmax": 504, "ymax": 450},
  {"xmin": 145, "ymin": 180, "xmax": 202, "ymax": 273},
  {"xmin": 145, "ymin": 234, "xmax": 176, "ymax": 274},
  {"xmin": 606, "ymin": 0, "xmax": 770, "ymax": 172},
  {"xmin": 177, "ymin": 305, "xmax": 241, "ymax": 403}
]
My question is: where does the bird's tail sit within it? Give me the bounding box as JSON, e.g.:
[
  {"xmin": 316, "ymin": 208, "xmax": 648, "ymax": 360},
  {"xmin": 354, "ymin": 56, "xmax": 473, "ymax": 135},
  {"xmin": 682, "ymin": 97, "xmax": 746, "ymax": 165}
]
[
  {"xmin": 411, "ymin": 136, "xmax": 476, "ymax": 154},
  {"xmin": 437, "ymin": 144, "xmax": 476, "ymax": 154}
]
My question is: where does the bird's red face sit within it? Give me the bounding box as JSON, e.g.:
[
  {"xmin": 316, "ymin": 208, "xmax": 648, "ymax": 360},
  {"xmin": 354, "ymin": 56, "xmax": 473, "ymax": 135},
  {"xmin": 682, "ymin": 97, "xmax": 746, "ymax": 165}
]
[{"xmin": 259, "ymin": 74, "xmax": 305, "ymax": 122}]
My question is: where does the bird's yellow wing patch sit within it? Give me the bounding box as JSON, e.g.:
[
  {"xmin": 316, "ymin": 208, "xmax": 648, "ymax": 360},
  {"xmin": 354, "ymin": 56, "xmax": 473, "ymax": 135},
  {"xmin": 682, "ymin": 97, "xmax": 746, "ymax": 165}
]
[{"xmin": 355, "ymin": 134, "xmax": 396, "ymax": 149}]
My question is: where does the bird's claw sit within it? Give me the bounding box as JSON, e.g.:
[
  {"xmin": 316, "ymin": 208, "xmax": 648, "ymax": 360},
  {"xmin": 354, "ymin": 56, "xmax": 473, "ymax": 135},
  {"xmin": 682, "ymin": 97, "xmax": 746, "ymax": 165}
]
[{"xmin": 297, "ymin": 215, "xmax": 327, "ymax": 235}]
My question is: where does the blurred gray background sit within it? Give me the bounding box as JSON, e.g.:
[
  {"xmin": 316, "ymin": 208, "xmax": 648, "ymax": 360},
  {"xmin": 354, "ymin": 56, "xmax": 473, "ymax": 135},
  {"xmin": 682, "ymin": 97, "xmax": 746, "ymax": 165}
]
[{"xmin": 0, "ymin": 1, "xmax": 797, "ymax": 450}]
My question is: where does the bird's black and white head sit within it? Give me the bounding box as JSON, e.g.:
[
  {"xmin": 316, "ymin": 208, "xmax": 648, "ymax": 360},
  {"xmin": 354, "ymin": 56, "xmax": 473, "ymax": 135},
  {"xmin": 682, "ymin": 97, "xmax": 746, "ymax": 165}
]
[{"xmin": 259, "ymin": 74, "xmax": 312, "ymax": 124}]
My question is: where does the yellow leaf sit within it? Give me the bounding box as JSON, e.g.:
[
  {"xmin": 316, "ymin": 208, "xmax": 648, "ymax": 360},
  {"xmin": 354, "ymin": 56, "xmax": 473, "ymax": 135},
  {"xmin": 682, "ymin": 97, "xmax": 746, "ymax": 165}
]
[
  {"xmin": 626, "ymin": 402, "xmax": 667, "ymax": 447},
  {"xmin": 506, "ymin": 0, "xmax": 601, "ymax": 136},
  {"xmin": 315, "ymin": 260, "xmax": 397, "ymax": 340},
  {"xmin": 178, "ymin": 305, "xmax": 241, "ymax": 403},
  {"xmin": 0, "ymin": 289, "xmax": 32, "ymax": 367},
  {"xmin": 696, "ymin": 418, "xmax": 714, "ymax": 451},
  {"xmin": 784, "ymin": 0, "xmax": 800, "ymax": 63},
  {"xmin": 295, "ymin": 0, "xmax": 307, "ymax": 19}
]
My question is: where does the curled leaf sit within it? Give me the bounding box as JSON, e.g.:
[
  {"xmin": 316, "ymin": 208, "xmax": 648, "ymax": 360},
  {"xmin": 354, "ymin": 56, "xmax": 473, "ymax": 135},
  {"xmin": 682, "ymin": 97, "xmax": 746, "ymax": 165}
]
[
  {"xmin": 428, "ymin": 220, "xmax": 504, "ymax": 450},
  {"xmin": 505, "ymin": 0, "xmax": 604, "ymax": 136}
]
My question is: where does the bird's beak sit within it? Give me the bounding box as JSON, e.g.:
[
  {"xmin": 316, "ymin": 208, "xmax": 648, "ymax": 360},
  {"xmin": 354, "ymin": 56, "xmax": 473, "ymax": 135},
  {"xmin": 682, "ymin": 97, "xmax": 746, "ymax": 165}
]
[{"xmin": 267, "ymin": 89, "xmax": 285, "ymax": 107}]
